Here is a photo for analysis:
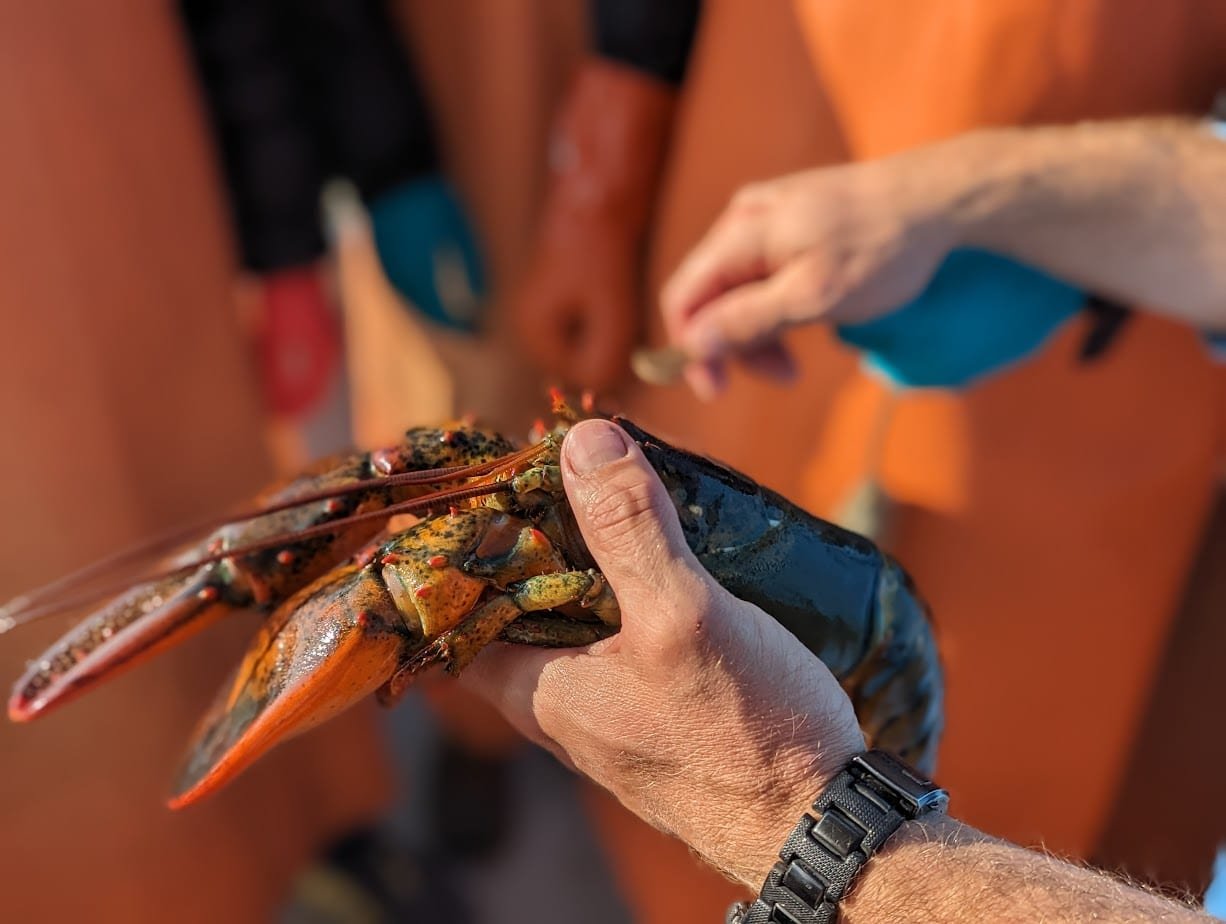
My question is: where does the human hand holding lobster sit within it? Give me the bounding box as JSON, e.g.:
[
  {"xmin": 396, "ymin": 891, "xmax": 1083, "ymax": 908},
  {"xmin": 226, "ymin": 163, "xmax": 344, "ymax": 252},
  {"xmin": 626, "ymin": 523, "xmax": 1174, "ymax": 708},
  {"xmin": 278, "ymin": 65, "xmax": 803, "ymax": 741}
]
[
  {"xmin": 461, "ymin": 419, "xmax": 1215, "ymax": 924},
  {"xmin": 459, "ymin": 418, "xmax": 866, "ymax": 889}
]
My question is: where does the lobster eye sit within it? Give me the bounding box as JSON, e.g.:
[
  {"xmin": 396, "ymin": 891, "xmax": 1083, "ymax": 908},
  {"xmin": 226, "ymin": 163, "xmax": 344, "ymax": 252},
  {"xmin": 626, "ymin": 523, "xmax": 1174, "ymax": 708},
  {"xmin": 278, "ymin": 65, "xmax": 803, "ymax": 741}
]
[
  {"xmin": 370, "ymin": 447, "xmax": 405, "ymax": 475},
  {"xmin": 472, "ymin": 513, "xmax": 520, "ymax": 562}
]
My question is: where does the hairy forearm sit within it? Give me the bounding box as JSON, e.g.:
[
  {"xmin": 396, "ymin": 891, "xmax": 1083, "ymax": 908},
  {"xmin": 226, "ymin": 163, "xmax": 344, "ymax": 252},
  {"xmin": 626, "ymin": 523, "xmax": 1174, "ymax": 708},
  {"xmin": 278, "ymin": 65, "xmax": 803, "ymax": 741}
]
[
  {"xmin": 837, "ymin": 814, "xmax": 1205, "ymax": 923},
  {"xmin": 928, "ymin": 119, "xmax": 1226, "ymax": 329}
]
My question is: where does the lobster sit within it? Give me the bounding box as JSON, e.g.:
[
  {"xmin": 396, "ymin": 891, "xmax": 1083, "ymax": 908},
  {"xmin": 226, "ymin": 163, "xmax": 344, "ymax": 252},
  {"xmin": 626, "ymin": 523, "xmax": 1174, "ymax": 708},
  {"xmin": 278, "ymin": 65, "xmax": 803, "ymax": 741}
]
[{"xmin": 2, "ymin": 394, "xmax": 942, "ymax": 808}]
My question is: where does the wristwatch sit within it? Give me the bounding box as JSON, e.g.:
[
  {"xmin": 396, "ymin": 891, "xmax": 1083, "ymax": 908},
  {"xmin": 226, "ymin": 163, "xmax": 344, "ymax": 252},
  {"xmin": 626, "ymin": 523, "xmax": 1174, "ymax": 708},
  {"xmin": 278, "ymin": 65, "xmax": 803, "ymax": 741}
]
[{"xmin": 728, "ymin": 750, "xmax": 949, "ymax": 924}]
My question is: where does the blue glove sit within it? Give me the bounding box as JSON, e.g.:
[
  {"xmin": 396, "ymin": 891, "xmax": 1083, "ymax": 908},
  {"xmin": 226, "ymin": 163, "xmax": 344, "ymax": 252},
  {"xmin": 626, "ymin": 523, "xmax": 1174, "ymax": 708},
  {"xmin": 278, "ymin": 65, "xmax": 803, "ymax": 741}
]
[
  {"xmin": 1204, "ymin": 848, "xmax": 1226, "ymax": 919},
  {"xmin": 835, "ymin": 248, "xmax": 1086, "ymax": 389},
  {"xmin": 368, "ymin": 175, "xmax": 487, "ymax": 332},
  {"xmin": 1204, "ymin": 330, "xmax": 1226, "ymax": 363}
]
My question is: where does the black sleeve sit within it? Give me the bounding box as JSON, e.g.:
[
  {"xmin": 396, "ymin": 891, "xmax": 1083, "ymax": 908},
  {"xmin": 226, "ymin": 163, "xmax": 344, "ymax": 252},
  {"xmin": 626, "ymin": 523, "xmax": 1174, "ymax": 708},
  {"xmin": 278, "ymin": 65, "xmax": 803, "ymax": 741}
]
[
  {"xmin": 282, "ymin": 0, "xmax": 439, "ymax": 201},
  {"xmin": 178, "ymin": 0, "xmax": 327, "ymax": 271},
  {"xmin": 591, "ymin": 0, "xmax": 703, "ymax": 86}
]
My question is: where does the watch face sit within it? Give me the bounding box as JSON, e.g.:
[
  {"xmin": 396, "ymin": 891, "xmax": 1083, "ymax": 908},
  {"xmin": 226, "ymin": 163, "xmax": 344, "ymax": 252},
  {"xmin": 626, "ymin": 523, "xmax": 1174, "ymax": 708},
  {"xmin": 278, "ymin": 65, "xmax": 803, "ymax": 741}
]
[{"xmin": 851, "ymin": 751, "xmax": 949, "ymax": 817}]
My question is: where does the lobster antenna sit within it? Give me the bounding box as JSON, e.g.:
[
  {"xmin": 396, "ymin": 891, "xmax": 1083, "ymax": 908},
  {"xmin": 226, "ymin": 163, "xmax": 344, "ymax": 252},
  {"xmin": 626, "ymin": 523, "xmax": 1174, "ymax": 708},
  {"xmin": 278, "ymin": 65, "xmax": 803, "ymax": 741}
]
[
  {"xmin": 0, "ymin": 441, "xmax": 551, "ymax": 630},
  {"xmin": 0, "ymin": 477, "xmax": 514, "ymax": 622},
  {"xmin": 0, "ymin": 477, "xmax": 523, "ymax": 631}
]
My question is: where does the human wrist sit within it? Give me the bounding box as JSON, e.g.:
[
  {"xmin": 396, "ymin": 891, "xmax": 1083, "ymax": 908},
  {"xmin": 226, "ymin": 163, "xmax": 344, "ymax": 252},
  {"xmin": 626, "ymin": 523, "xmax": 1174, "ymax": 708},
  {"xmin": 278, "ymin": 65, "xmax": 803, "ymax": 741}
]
[
  {"xmin": 838, "ymin": 813, "xmax": 974, "ymax": 923},
  {"xmin": 900, "ymin": 128, "xmax": 1052, "ymax": 249},
  {"xmin": 940, "ymin": 122, "xmax": 1187, "ymax": 253},
  {"xmin": 544, "ymin": 57, "xmax": 677, "ymax": 226},
  {"xmin": 735, "ymin": 751, "xmax": 953, "ymax": 923},
  {"xmin": 877, "ymin": 125, "xmax": 1115, "ymax": 256},
  {"xmin": 737, "ymin": 741, "xmax": 865, "ymax": 890},
  {"xmin": 860, "ymin": 134, "xmax": 1007, "ymax": 261}
]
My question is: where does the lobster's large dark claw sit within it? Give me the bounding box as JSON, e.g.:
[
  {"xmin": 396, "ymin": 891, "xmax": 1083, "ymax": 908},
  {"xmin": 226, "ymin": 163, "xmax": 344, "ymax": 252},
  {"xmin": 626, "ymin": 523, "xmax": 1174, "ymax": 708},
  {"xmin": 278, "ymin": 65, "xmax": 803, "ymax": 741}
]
[
  {"xmin": 8, "ymin": 572, "xmax": 228, "ymax": 723},
  {"xmin": 168, "ymin": 566, "xmax": 408, "ymax": 809}
]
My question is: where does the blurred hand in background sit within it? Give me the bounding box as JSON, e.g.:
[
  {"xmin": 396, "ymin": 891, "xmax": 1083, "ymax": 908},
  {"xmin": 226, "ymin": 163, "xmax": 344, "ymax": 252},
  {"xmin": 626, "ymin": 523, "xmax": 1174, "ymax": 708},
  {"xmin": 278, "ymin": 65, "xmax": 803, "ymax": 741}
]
[
  {"xmin": 512, "ymin": 60, "xmax": 676, "ymax": 391},
  {"xmin": 663, "ymin": 121, "xmax": 1226, "ymax": 396}
]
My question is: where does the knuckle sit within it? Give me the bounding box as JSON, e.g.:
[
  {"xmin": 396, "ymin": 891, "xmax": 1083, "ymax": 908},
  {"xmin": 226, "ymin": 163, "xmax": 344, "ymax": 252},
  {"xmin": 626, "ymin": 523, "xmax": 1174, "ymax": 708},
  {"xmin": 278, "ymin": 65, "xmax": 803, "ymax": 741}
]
[
  {"xmin": 730, "ymin": 181, "xmax": 770, "ymax": 211},
  {"xmin": 789, "ymin": 256, "xmax": 831, "ymax": 301},
  {"xmin": 660, "ymin": 274, "xmax": 689, "ymax": 318},
  {"xmin": 718, "ymin": 296, "xmax": 767, "ymax": 339},
  {"xmin": 605, "ymin": 747, "xmax": 670, "ymax": 785},
  {"xmin": 634, "ymin": 577, "xmax": 723, "ymax": 664}
]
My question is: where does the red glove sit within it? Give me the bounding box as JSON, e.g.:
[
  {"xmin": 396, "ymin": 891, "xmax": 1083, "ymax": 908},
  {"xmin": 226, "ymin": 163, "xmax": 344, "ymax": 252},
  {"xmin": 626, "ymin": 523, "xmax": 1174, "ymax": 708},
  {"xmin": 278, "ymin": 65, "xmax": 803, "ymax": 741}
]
[
  {"xmin": 513, "ymin": 58, "xmax": 677, "ymax": 390},
  {"xmin": 253, "ymin": 264, "xmax": 342, "ymax": 419}
]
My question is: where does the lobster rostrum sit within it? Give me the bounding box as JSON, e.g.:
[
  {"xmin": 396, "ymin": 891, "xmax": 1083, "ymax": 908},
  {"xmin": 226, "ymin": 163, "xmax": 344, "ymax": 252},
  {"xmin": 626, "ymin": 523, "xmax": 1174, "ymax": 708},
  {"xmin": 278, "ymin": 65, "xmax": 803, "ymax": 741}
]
[{"xmin": 2, "ymin": 393, "xmax": 942, "ymax": 808}]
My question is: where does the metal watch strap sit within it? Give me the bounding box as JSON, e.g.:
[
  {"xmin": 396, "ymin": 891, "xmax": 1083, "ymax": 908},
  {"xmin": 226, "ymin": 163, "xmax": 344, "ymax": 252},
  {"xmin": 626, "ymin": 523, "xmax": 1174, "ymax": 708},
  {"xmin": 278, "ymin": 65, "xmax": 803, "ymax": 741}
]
[{"xmin": 728, "ymin": 751, "xmax": 947, "ymax": 924}]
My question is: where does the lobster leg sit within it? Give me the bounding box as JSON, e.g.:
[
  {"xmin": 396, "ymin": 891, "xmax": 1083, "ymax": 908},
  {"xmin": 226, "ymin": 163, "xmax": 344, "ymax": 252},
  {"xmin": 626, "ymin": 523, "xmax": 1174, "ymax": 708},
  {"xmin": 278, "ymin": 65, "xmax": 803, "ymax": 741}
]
[
  {"xmin": 499, "ymin": 615, "xmax": 616, "ymax": 648},
  {"xmin": 379, "ymin": 569, "xmax": 617, "ymax": 705},
  {"xmin": 436, "ymin": 569, "xmax": 616, "ymax": 672},
  {"xmin": 509, "ymin": 464, "xmax": 563, "ymax": 497}
]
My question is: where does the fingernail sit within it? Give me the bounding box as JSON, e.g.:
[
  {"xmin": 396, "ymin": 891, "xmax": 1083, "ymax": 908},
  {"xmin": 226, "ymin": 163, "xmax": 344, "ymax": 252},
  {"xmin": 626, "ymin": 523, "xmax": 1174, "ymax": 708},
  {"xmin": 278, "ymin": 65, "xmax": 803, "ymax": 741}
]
[
  {"xmin": 685, "ymin": 365, "xmax": 715, "ymax": 402},
  {"xmin": 565, "ymin": 420, "xmax": 630, "ymax": 474},
  {"xmin": 685, "ymin": 361, "xmax": 725, "ymax": 402}
]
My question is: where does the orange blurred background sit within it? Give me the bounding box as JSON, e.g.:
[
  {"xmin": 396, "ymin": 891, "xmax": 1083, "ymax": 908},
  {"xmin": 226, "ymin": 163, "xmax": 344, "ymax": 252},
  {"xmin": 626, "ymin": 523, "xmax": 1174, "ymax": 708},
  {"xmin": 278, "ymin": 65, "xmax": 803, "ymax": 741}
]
[{"xmin": 0, "ymin": 2, "xmax": 1223, "ymax": 922}]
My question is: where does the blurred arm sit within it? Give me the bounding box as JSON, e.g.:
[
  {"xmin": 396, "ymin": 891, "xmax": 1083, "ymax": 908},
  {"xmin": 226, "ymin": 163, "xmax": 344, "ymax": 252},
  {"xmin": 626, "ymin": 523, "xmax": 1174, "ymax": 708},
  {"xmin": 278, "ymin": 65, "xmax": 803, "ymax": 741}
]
[
  {"xmin": 179, "ymin": 0, "xmax": 340, "ymax": 418},
  {"xmin": 951, "ymin": 119, "xmax": 1226, "ymax": 330},
  {"xmin": 663, "ymin": 117, "xmax": 1226, "ymax": 394},
  {"xmin": 511, "ymin": 0, "xmax": 701, "ymax": 389},
  {"xmin": 178, "ymin": 0, "xmax": 327, "ymax": 271}
]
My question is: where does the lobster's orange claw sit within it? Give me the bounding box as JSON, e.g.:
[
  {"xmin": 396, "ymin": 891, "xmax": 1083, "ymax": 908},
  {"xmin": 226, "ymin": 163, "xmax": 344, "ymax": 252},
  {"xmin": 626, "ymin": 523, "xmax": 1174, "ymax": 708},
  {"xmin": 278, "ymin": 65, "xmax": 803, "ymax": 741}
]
[
  {"xmin": 8, "ymin": 573, "xmax": 228, "ymax": 723},
  {"xmin": 168, "ymin": 566, "xmax": 407, "ymax": 809}
]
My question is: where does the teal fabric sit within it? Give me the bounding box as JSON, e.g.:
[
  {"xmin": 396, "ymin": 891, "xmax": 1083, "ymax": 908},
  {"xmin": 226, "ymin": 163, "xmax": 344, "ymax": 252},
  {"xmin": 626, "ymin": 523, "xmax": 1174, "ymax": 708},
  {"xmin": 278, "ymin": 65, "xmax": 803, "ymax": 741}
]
[
  {"xmin": 1205, "ymin": 847, "xmax": 1226, "ymax": 919},
  {"xmin": 1205, "ymin": 330, "xmax": 1226, "ymax": 363},
  {"xmin": 836, "ymin": 248, "xmax": 1085, "ymax": 389},
  {"xmin": 369, "ymin": 176, "xmax": 487, "ymax": 331}
]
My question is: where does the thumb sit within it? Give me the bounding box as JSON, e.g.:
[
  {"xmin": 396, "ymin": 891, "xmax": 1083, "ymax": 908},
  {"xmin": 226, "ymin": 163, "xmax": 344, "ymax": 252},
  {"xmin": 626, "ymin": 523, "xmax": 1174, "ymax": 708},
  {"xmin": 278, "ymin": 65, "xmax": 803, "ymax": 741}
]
[{"xmin": 561, "ymin": 420, "xmax": 713, "ymax": 622}]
